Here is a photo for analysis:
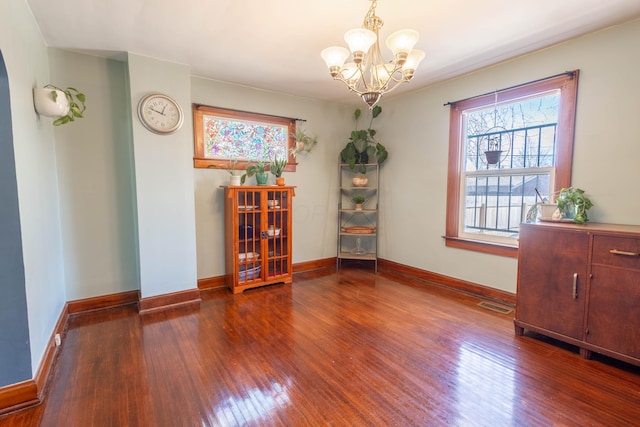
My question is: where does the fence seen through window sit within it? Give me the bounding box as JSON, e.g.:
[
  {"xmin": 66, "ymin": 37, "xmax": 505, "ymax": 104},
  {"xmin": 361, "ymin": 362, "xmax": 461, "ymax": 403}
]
[{"xmin": 461, "ymin": 92, "xmax": 559, "ymax": 242}]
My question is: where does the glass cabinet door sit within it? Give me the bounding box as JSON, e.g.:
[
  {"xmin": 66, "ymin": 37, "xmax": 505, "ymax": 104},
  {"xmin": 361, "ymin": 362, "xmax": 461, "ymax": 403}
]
[
  {"xmin": 236, "ymin": 190, "xmax": 262, "ymax": 284},
  {"xmin": 265, "ymin": 189, "xmax": 290, "ymax": 279}
]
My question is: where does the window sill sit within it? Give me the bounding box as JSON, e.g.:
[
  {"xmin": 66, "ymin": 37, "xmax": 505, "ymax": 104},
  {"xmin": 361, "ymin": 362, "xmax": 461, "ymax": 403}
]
[{"xmin": 443, "ymin": 236, "xmax": 518, "ymax": 258}]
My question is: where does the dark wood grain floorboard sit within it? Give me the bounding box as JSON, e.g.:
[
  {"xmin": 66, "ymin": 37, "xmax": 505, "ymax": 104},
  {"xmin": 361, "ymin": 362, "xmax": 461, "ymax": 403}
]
[{"xmin": 1, "ymin": 267, "xmax": 639, "ymax": 426}]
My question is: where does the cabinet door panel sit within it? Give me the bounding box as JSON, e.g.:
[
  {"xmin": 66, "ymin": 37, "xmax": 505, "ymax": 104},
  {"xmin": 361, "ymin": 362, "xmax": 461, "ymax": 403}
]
[
  {"xmin": 516, "ymin": 226, "xmax": 589, "ymax": 339},
  {"xmin": 587, "ymin": 265, "xmax": 640, "ymax": 358}
]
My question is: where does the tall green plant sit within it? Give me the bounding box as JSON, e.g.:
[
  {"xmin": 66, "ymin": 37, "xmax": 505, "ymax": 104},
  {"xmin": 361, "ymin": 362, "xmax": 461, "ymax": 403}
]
[{"xmin": 340, "ymin": 106, "xmax": 388, "ymax": 170}]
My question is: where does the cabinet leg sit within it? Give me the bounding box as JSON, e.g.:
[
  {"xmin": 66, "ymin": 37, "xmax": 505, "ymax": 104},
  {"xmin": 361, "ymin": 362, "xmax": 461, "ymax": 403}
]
[
  {"xmin": 579, "ymin": 348, "xmax": 592, "ymax": 359},
  {"xmin": 514, "ymin": 324, "xmax": 525, "ymax": 336}
]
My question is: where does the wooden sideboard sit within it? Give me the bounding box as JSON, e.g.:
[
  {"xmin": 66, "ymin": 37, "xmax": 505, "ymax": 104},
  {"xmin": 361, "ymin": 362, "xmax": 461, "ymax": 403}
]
[{"xmin": 515, "ymin": 221, "xmax": 640, "ymax": 367}]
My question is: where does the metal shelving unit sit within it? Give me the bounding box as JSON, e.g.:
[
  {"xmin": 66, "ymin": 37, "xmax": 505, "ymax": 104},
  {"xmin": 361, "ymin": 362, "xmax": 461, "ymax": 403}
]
[{"xmin": 337, "ymin": 164, "xmax": 379, "ymax": 271}]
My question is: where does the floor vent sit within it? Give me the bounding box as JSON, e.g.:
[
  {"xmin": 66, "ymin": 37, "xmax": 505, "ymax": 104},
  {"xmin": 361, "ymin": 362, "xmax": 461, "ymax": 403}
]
[{"xmin": 477, "ymin": 301, "xmax": 513, "ymax": 315}]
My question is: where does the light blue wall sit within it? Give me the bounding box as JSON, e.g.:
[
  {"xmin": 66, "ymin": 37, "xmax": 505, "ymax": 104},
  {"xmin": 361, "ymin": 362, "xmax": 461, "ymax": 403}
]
[
  {"xmin": 0, "ymin": 0, "xmax": 67, "ymax": 377},
  {"xmin": 127, "ymin": 54, "xmax": 198, "ymax": 298},
  {"xmin": 0, "ymin": 51, "xmax": 31, "ymax": 386},
  {"xmin": 49, "ymin": 50, "xmax": 139, "ymax": 300}
]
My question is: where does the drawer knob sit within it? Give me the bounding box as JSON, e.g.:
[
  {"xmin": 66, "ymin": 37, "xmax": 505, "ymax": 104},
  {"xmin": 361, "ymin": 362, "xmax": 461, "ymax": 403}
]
[{"xmin": 609, "ymin": 249, "xmax": 640, "ymax": 257}]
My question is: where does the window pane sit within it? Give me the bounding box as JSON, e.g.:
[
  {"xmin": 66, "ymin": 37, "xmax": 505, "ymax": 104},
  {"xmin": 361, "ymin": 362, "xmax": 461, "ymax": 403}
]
[
  {"xmin": 462, "ymin": 171, "xmax": 551, "ymax": 238},
  {"xmin": 202, "ymin": 115, "xmax": 288, "ymax": 161},
  {"xmin": 464, "ymin": 92, "xmax": 559, "ymax": 171}
]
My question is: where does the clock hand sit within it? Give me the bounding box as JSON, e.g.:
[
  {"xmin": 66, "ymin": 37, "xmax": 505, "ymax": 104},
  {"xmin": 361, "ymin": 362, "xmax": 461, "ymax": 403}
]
[{"xmin": 150, "ymin": 107, "xmax": 165, "ymax": 116}]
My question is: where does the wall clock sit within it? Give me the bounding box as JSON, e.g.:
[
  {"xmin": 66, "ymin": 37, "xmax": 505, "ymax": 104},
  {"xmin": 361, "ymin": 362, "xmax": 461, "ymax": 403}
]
[{"xmin": 137, "ymin": 93, "xmax": 184, "ymax": 134}]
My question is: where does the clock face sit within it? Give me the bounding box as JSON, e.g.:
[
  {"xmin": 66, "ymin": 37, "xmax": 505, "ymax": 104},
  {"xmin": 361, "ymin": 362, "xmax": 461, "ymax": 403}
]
[{"xmin": 138, "ymin": 93, "xmax": 184, "ymax": 134}]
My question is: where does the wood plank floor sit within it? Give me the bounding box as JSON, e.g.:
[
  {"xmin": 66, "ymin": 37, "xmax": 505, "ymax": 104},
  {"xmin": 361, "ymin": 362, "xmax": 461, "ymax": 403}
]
[{"xmin": 2, "ymin": 267, "xmax": 640, "ymax": 426}]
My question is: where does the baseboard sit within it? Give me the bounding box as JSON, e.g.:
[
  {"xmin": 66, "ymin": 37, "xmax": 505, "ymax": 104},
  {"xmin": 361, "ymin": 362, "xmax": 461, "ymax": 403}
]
[
  {"xmin": 378, "ymin": 258, "xmax": 516, "ymax": 306},
  {"xmin": 0, "ymin": 302, "xmax": 70, "ymax": 415},
  {"xmin": 67, "ymin": 290, "xmax": 140, "ymax": 314},
  {"xmin": 197, "ymin": 258, "xmax": 336, "ymax": 292},
  {"xmin": 293, "ymin": 257, "xmax": 335, "ymax": 273},
  {"xmin": 197, "ymin": 276, "xmax": 226, "ymax": 291},
  {"xmin": 139, "ymin": 288, "xmax": 201, "ymax": 314},
  {"xmin": 0, "ymin": 380, "xmax": 39, "ymax": 415},
  {"xmin": 195, "ymin": 257, "xmax": 513, "ymax": 305}
]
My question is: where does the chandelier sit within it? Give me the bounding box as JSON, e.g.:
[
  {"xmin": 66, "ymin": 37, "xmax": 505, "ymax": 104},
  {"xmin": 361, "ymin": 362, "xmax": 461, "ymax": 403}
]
[{"xmin": 320, "ymin": 0, "xmax": 425, "ymax": 108}]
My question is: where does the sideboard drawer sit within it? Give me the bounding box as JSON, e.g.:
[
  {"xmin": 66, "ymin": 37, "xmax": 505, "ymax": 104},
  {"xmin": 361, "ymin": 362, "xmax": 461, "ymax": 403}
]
[{"xmin": 592, "ymin": 235, "xmax": 640, "ymax": 270}]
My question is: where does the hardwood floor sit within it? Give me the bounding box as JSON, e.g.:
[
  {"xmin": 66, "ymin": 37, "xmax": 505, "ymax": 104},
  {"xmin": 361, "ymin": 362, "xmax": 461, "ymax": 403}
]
[{"xmin": 2, "ymin": 267, "xmax": 639, "ymax": 426}]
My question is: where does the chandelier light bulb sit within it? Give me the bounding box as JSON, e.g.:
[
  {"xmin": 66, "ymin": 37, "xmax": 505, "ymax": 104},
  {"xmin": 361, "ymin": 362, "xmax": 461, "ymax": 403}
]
[
  {"xmin": 385, "ymin": 29, "xmax": 419, "ymax": 64},
  {"xmin": 321, "ymin": 47, "xmax": 351, "ymax": 76},
  {"xmin": 344, "ymin": 28, "xmax": 377, "ymax": 62},
  {"xmin": 402, "ymin": 49, "xmax": 426, "ymax": 78}
]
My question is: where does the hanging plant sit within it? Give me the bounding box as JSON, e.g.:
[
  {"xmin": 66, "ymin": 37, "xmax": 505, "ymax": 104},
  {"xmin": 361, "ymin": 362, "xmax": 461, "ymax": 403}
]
[
  {"xmin": 290, "ymin": 127, "xmax": 318, "ymax": 157},
  {"xmin": 41, "ymin": 84, "xmax": 87, "ymax": 126}
]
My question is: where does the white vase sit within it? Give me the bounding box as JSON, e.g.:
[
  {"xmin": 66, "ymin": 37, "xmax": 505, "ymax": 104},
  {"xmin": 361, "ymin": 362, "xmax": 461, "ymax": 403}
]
[
  {"xmin": 33, "ymin": 88, "xmax": 70, "ymax": 118},
  {"xmin": 230, "ymin": 175, "xmax": 242, "ymax": 186},
  {"xmin": 352, "ymin": 173, "xmax": 368, "ymax": 187}
]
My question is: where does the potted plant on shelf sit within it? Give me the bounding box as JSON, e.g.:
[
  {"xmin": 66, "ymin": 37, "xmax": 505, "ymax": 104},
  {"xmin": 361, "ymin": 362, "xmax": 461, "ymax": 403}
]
[
  {"xmin": 270, "ymin": 155, "xmax": 287, "ymax": 186},
  {"xmin": 33, "ymin": 84, "xmax": 86, "ymax": 126},
  {"xmin": 340, "ymin": 105, "xmax": 388, "ymax": 171},
  {"xmin": 290, "ymin": 127, "xmax": 318, "ymax": 157},
  {"xmin": 526, "ymin": 187, "xmax": 593, "ymax": 224},
  {"xmin": 352, "ymin": 194, "xmax": 366, "ymax": 210},
  {"xmin": 241, "ymin": 160, "xmax": 269, "ymax": 185},
  {"xmin": 556, "ymin": 187, "xmax": 593, "ymax": 224},
  {"xmin": 226, "ymin": 158, "xmax": 243, "ymax": 186}
]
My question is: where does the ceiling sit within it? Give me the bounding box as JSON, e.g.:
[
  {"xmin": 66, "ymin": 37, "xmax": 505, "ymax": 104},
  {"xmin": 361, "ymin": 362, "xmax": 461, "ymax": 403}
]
[{"xmin": 26, "ymin": 0, "xmax": 640, "ymax": 105}]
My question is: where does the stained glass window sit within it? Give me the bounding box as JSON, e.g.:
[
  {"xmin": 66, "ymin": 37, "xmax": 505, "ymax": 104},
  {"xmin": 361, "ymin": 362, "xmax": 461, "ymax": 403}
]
[{"xmin": 193, "ymin": 105, "xmax": 296, "ymax": 170}]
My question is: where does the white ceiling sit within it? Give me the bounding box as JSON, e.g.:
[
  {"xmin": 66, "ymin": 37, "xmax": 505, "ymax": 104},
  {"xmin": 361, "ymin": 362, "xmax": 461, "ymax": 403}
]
[{"xmin": 26, "ymin": 0, "xmax": 640, "ymax": 105}]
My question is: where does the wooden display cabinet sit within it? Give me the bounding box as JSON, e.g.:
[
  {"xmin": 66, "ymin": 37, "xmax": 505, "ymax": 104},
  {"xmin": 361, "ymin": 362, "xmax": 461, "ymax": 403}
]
[
  {"xmin": 222, "ymin": 186, "xmax": 294, "ymax": 294},
  {"xmin": 515, "ymin": 221, "xmax": 640, "ymax": 366}
]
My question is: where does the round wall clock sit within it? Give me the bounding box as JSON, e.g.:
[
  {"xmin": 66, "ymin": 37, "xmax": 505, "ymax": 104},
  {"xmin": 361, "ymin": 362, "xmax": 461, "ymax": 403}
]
[{"xmin": 137, "ymin": 93, "xmax": 184, "ymax": 134}]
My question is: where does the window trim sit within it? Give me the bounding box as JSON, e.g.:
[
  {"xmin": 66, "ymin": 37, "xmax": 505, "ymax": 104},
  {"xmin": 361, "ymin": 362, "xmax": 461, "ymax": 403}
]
[
  {"xmin": 444, "ymin": 71, "xmax": 579, "ymax": 257},
  {"xmin": 192, "ymin": 104, "xmax": 297, "ymax": 171}
]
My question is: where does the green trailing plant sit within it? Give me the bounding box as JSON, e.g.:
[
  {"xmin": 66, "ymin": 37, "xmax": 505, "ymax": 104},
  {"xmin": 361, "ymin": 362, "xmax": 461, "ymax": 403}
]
[
  {"xmin": 241, "ymin": 160, "xmax": 269, "ymax": 184},
  {"xmin": 352, "ymin": 194, "xmax": 366, "ymax": 204},
  {"xmin": 340, "ymin": 106, "xmax": 388, "ymax": 170},
  {"xmin": 525, "ymin": 187, "xmax": 593, "ymax": 224},
  {"xmin": 290, "ymin": 127, "xmax": 318, "ymax": 157},
  {"xmin": 44, "ymin": 84, "xmax": 86, "ymax": 126},
  {"xmin": 556, "ymin": 187, "xmax": 593, "ymax": 224},
  {"xmin": 270, "ymin": 155, "xmax": 287, "ymax": 178}
]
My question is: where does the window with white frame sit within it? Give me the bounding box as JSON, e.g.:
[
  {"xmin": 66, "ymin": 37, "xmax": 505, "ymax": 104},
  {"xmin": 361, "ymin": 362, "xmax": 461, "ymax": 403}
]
[{"xmin": 445, "ymin": 71, "xmax": 579, "ymax": 257}]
